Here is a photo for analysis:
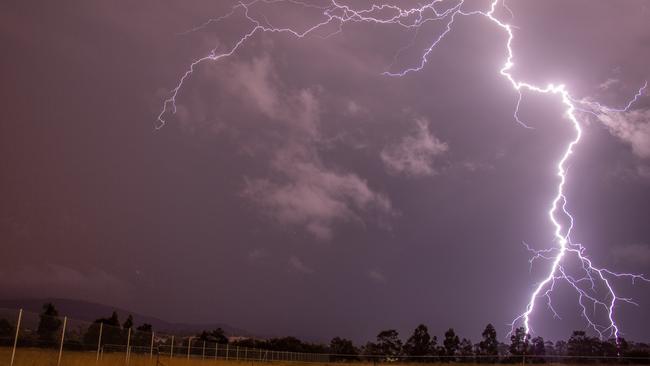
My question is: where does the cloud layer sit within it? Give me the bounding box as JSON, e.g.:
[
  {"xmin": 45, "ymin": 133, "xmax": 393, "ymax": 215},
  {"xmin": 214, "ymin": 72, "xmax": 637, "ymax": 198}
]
[
  {"xmin": 381, "ymin": 118, "xmax": 448, "ymax": 177},
  {"xmin": 597, "ymin": 108, "xmax": 650, "ymax": 159}
]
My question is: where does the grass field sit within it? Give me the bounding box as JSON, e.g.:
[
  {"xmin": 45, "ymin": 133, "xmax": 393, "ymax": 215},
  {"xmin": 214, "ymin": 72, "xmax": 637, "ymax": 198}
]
[
  {"xmin": 2, "ymin": 347, "xmax": 339, "ymax": 366},
  {"xmin": 2, "ymin": 347, "xmax": 313, "ymax": 366},
  {"xmin": 2, "ymin": 348, "xmax": 648, "ymax": 366}
]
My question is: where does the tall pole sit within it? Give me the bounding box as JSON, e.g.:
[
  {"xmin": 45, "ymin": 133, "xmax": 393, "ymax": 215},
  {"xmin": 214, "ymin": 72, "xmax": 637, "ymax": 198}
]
[
  {"xmin": 150, "ymin": 331, "xmax": 155, "ymax": 359},
  {"xmin": 10, "ymin": 309, "xmax": 22, "ymax": 366},
  {"xmin": 170, "ymin": 335, "xmax": 175, "ymax": 361},
  {"xmin": 125, "ymin": 327, "xmax": 131, "ymax": 365},
  {"xmin": 96, "ymin": 322, "xmax": 103, "ymax": 364},
  {"xmin": 57, "ymin": 316, "xmax": 67, "ymax": 366}
]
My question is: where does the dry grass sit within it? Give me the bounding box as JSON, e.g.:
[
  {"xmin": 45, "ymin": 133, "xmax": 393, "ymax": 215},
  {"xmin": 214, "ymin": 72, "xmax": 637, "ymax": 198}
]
[
  {"xmin": 2, "ymin": 347, "xmax": 330, "ymax": 366},
  {"xmin": 1, "ymin": 348, "xmax": 647, "ymax": 366}
]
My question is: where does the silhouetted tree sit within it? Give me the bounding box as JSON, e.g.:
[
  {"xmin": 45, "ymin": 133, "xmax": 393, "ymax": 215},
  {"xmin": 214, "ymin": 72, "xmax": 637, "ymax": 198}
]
[
  {"xmin": 0, "ymin": 318, "xmax": 14, "ymax": 341},
  {"xmin": 198, "ymin": 328, "xmax": 228, "ymax": 344},
  {"xmin": 106, "ymin": 312, "xmax": 120, "ymax": 327},
  {"xmin": 478, "ymin": 324, "xmax": 499, "ymax": 362},
  {"xmin": 362, "ymin": 341, "xmax": 381, "ymax": 357},
  {"xmin": 133, "ymin": 323, "xmax": 153, "ymax": 347},
  {"xmin": 121, "ymin": 314, "xmax": 134, "ymax": 343},
  {"xmin": 509, "ymin": 327, "xmax": 530, "ymax": 362},
  {"xmin": 601, "ymin": 338, "xmax": 626, "ymax": 358},
  {"xmin": 83, "ymin": 311, "xmax": 122, "ymax": 346},
  {"xmin": 231, "ymin": 337, "xmax": 266, "ymax": 349},
  {"xmin": 123, "ymin": 315, "xmax": 133, "ymax": 330},
  {"xmin": 443, "ymin": 328, "xmax": 460, "ymax": 361},
  {"xmin": 554, "ymin": 340, "xmax": 567, "ymax": 356},
  {"xmin": 376, "ymin": 330, "xmax": 402, "ymax": 357},
  {"xmin": 403, "ymin": 324, "xmax": 434, "ymax": 356},
  {"xmin": 624, "ymin": 341, "xmax": 650, "ymax": 363},
  {"xmin": 544, "ymin": 341, "xmax": 556, "ymax": 357},
  {"xmin": 498, "ymin": 342, "xmax": 510, "ymax": 357},
  {"xmin": 37, "ymin": 303, "xmax": 62, "ymax": 343},
  {"xmin": 330, "ymin": 337, "xmax": 358, "ymax": 361},
  {"xmin": 330, "ymin": 337, "xmax": 358, "ymax": 354},
  {"xmin": 530, "ymin": 336, "xmax": 546, "ymax": 363},
  {"xmin": 567, "ymin": 331, "xmax": 602, "ymax": 362},
  {"xmin": 459, "ymin": 338, "xmax": 474, "ymax": 361},
  {"xmin": 268, "ymin": 337, "xmax": 303, "ymax": 352}
]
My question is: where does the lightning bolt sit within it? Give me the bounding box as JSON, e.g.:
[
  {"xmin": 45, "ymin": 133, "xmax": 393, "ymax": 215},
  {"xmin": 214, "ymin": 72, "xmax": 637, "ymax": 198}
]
[{"xmin": 158, "ymin": 0, "xmax": 649, "ymax": 341}]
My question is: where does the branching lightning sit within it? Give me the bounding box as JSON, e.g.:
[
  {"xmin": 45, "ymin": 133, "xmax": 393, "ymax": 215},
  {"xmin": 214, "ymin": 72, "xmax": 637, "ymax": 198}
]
[{"xmin": 158, "ymin": 0, "xmax": 649, "ymax": 340}]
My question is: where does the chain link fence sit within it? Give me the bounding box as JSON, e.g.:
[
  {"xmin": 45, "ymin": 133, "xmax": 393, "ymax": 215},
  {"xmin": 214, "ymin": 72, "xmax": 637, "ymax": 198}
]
[{"xmin": 1, "ymin": 307, "xmax": 649, "ymax": 366}]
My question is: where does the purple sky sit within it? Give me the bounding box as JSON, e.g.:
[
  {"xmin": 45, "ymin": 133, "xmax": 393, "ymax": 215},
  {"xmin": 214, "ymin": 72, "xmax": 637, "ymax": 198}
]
[{"xmin": 1, "ymin": 0, "xmax": 649, "ymax": 343}]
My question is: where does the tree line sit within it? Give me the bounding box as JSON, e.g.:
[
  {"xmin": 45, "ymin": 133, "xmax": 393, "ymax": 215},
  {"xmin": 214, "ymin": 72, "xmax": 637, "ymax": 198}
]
[{"xmin": 1, "ymin": 302, "xmax": 649, "ymax": 363}]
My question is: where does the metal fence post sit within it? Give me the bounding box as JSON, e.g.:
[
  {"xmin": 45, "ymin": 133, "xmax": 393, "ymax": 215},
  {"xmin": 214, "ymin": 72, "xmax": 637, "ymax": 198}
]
[
  {"xmin": 225, "ymin": 343, "xmax": 229, "ymax": 360},
  {"xmin": 150, "ymin": 331, "xmax": 155, "ymax": 359},
  {"xmin": 202, "ymin": 341, "xmax": 206, "ymax": 360},
  {"xmin": 236, "ymin": 345, "xmax": 239, "ymax": 360},
  {"xmin": 10, "ymin": 308, "xmax": 22, "ymax": 366},
  {"xmin": 187, "ymin": 336, "xmax": 193, "ymax": 360},
  {"xmin": 215, "ymin": 343, "xmax": 218, "ymax": 361},
  {"xmin": 57, "ymin": 316, "xmax": 67, "ymax": 366},
  {"xmin": 96, "ymin": 322, "xmax": 103, "ymax": 364},
  {"xmin": 170, "ymin": 335, "xmax": 175, "ymax": 361},
  {"xmin": 125, "ymin": 327, "xmax": 131, "ymax": 365}
]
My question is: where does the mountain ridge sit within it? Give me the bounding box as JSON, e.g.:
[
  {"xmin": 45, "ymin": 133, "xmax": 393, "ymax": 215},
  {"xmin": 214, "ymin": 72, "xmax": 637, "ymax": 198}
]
[{"xmin": 0, "ymin": 297, "xmax": 253, "ymax": 337}]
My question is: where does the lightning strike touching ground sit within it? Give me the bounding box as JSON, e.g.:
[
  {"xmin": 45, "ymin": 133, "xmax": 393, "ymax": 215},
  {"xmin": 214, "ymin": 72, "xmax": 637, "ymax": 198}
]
[{"xmin": 158, "ymin": 0, "xmax": 649, "ymax": 341}]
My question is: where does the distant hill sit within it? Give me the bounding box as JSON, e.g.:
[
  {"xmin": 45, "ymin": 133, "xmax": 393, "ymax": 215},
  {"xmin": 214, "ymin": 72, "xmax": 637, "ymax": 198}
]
[{"xmin": 0, "ymin": 298, "xmax": 253, "ymax": 337}]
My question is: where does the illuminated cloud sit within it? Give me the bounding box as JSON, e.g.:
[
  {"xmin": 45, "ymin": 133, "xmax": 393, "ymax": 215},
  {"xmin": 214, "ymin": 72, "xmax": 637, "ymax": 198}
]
[
  {"xmin": 288, "ymin": 256, "xmax": 313, "ymax": 274},
  {"xmin": 381, "ymin": 118, "xmax": 448, "ymax": 177},
  {"xmin": 598, "ymin": 78, "xmax": 619, "ymax": 91},
  {"xmin": 243, "ymin": 146, "xmax": 392, "ymax": 240},
  {"xmin": 597, "ymin": 108, "xmax": 650, "ymax": 159},
  {"xmin": 213, "ymin": 54, "xmax": 394, "ymax": 240}
]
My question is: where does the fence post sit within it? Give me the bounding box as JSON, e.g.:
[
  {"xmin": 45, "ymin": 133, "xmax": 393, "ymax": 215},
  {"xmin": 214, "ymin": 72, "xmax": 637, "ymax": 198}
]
[
  {"xmin": 225, "ymin": 343, "xmax": 229, "ymax": 360},
  {"xmin": 170, "ymin": 335, "xmax": 175, "ymax": 361},
  {"xmin": 236, "ymin": 346, "xmax": 239, "ymax": 361},
  {"xmin": 244, "ymin": 347, "xmax": 248, "ymax": 360},
  {"xmin": 57, "ymin": 316, "xmax": 67, "ymax": 366},
  {"xmin": 187, "ymin": 336, "xmax": 193, "ymax": 360},
  {"xmin": 150, "ymin": 331, "xmax": 155, "ymax": 359},
  {"xmin": 125, "ymin": 327, "xmax": 131, "ymax": 365},
  {"xmin": 215, "ymin": 343, "xmax": 218, "ymax": 361},
  {"xmin": 96, "ymin": 322, "xmax": 103, "ymax": 364},
  {"xmin": 202, "ymin": 341, "xmax": 206, "ymax": 360},
  {"xmin": 10, "ymin": 308, "xmax": 22, "ymax": 366}
]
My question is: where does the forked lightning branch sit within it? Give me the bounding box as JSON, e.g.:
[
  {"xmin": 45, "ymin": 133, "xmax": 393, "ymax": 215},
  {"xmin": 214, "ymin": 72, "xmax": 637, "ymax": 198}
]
[{"xmin": 158, "ymin": 0, "xmax": 649, "ymax": 341}]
